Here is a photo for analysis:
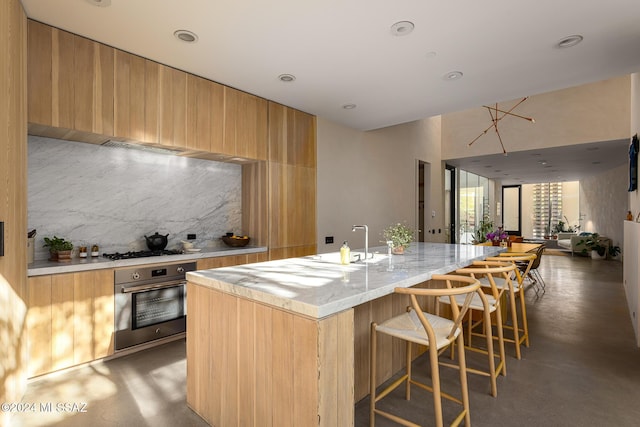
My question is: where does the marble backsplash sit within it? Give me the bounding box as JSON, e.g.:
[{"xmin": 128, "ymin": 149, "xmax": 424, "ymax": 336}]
[{"xmin": 28, "ymin": 136, "xmax": 242, "ymax": 261}]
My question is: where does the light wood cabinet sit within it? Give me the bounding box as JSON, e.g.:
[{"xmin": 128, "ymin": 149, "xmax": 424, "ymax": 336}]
[
  {"xmin": 158, "ymin": 64, "xmax": 188, "ymax": 148},
  {"xmin": 27, "ymin": 20, "xmax": 114, "ymax": 135},
  {"xmin": 268, "ymin": 102, "xmax": 316, "ymax": 168},
  {"xmin": 224, "ymin": 87, "xmax": 268, "ymax": 160},
  {"xmin": 267, "ymin": 102, "xmax": 317, "ymax": 259},
  {"xmin": 27, "ymin": 269, "xmax": 115, "ymax": 377},
  {"xmin": 186, "ymin": 74, "xmax": 224, "ymax": 152},
  {"xmin": 113, "ymin": 50, "xmax": 152, "ymax": 142}
]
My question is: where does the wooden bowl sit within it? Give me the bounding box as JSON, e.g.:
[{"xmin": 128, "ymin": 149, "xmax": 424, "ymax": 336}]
[{"xmin": 221, "ymin": 236, "xmax": 250, "ymax": 247}]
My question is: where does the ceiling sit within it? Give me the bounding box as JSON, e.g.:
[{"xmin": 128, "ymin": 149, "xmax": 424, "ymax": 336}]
[
  {"xmin": 20, "ymin": 0, "xmax": 640, "ymax": 185},
  {"xmin": 445, "ymin": 138, "xmax": 630, "ymax": 185},
  {"xmin": 21, "ymin": 0, "xmax": 640, "ymax": 132}
]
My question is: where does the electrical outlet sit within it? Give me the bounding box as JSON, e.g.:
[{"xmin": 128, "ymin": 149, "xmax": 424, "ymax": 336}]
[
  {"xmin": 187, "ymin": 233, "xmax": 196, "ymax": 240},
  {"xmin": 325, "ymin": 236, "xmax": 334, "ymax": 244}
]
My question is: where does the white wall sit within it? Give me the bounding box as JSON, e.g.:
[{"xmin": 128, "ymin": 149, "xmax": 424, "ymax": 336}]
[
  {"xmin": 316, "ymin": 116, "xmax": 444, "ymax": 253},
  {"xmin": 579, "ymin": 164, "xmax": 627, "ymax": 249},
  {"xmin": 442, "ymin": 76, "xmax": 631, "ymax": 160}
]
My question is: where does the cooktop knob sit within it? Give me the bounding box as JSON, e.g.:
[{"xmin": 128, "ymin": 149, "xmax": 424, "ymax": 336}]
[
  {"xmin": 132, "ymin": 272, "xmax": 140, "ymax": 280},
  {"xmin": 177, "ymin": 266, "xmax": 185, "ymax": 273}
]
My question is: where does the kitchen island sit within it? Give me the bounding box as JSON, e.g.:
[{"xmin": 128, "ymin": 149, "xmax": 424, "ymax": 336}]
[{"xmin": 185, "ymin": 242, "xmax": 503, "ymax": 426}]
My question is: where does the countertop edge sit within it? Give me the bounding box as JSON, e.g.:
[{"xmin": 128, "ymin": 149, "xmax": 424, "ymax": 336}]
[{"xmin": 27, "ymin": 246, "xmax": 268, "ymax": 277}]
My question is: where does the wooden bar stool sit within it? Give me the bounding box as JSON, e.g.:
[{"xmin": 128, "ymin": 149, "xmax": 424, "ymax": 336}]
[
  {"xmin": 485, "ymin": 252, "xmax": 537, "ymax": 356},
  {"xmin": 369, "ymin": 275, "xmax": 480, "ymax": 427},
  {"xmin": 440, "ymin": 262, "xmax": 514, "ymax": 397}
]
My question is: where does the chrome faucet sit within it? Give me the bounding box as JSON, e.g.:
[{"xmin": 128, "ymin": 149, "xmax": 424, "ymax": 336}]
[{"xmin": 352, "ymin": 225, "xmax": 369, "ymax": 261}]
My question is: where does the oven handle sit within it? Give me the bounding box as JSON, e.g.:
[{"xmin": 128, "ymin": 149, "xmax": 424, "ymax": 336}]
[{"xmin": 120, "ymin": 279, "xmax": 187, "ymax": 294}]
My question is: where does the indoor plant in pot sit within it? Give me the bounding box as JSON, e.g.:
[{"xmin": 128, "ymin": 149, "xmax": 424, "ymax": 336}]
[
  {"xmin": 43, "ymin": 236, "xmax": 74, "ymax": 262},
  {"xmin": 579, "ymin": 233, "xmax": 607, "ymax": 260},
  {"xmin": 382, "ymin": 222, "xmax": 415, "ymax": 254}
]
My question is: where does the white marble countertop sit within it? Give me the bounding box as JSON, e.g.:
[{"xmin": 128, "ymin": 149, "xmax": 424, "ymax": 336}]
[
  {"xmin": 27, "ymin": 246, "xmax": 268, "ymax": 276},
  {"xmin": 186, "ymin": 242, "xmax": 504, "ymax": 319}
]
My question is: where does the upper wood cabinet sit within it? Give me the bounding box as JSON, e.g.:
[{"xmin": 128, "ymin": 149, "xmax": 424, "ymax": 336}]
[
  {"xmin": 224, "ymin": 87, "xmax": 268, "ymax": 160},
  {"xmin": 268, "ymin": 102, "xmax": 316, "ymax": 168},
  {"xmin": 113, "ymin": 50, "xmax": 153, "ymax": 142},
  {"xmin": 186, "ymin": 74, "xmax": 224, "ymax": 152},
  {"xmin": 28, "ymin": 20, "xmax": 114, "ymax": 135}
]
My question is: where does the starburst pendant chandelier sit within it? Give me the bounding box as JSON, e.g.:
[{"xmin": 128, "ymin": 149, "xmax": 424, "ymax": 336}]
[{"xmin": 468, "ymin": 97, "xmax": 535, "ymax": 155}]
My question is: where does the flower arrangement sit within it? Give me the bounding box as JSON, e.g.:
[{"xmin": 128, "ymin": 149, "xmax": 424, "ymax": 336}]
[
  {"xmin": 486, "ymin": 227, "xmax": 508, "ymax": 243},
  {"xmin": 382, "ymin": 222, "xmax": 415, "ymax": 250}
]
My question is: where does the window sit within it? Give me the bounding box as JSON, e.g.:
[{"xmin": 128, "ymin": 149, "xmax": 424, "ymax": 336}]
[
  {"xmin": 531, "ymin": 182, "xmax": 563, "ymax": 238},
  {"xmin": 458, "ymin": 170, "xmax": 490, "ymax": 244}
]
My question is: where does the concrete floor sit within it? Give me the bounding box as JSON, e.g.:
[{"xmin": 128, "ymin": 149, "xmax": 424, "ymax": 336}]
[{"xmin": 14, "ymin": 253, "xmax": 640, "ymax": 426}]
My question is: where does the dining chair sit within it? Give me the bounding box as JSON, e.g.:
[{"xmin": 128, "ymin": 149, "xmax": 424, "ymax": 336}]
[{"xmin": 369, "ymin": 274, "xmax": 480, "ymax": 427}]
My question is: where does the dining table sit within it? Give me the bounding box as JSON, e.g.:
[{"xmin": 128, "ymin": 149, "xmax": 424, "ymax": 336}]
[{"xmin": 478, "ymin": 241, "xmax": 541, "ymax": 253}]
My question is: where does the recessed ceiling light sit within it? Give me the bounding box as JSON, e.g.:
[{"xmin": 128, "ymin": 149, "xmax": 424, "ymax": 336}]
[
  {"xmin": 443, "ymin": 71, "xmax": 463, "ymax": 81},
  {"xmin": 174, "ymin": 30, "xmax": 198, "ymax": 43},
  {"xmin": 556, "ymin": 35, "xmax": 583, "ymax": 49},
  {"xmin": 342, "ymin": 104, "xmax": 357, "ymax": 110},
  {"xmin": 278, "ymin": 74, "xmax": 296, "ymax": 82},
  {"xmin": 390, "ymin": 21, "xmax": 415, "ymax": 36},
  {"xmin": 85, "ymin": 0, "xmax": 111, "ymax": 6}
]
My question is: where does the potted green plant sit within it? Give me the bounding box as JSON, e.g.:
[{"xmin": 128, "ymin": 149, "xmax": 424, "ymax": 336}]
[
  {"xmin": 43, "ymin": 236, "xmax": 74, "ymax": 262},
  {"xmin": 472, "ymin": 219, "xmax": 494, "ymax": 244},
  {"xmin": 382, "ymin": 222, "xmax": 415, "ymax": 254},
  {"xmin": 578, "ymin": 233, "xmax": 607, "ymax": 260}
]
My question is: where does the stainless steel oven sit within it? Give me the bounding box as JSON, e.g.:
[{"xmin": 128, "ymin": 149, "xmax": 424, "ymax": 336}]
[{"xmin": 114, "ymin": 261, "xmax": 196, "ymax": 351}]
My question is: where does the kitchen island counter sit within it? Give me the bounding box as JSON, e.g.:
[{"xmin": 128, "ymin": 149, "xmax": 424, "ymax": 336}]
[
  {"xmin": 27, "ymin": 245, "xmax": 268, "ymax": 276},
  {"xmin": 187, "ymin": 242, "xmax": 503, "ymax": 319},
  {"xmin": 186, "ymin": 242, "xmax": 503, "ymax": 426}
]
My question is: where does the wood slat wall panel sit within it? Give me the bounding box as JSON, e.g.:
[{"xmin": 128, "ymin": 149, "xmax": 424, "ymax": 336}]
[
  {"xmin": 271, "ymin": 308, "xmax": 294, "ymax": 426},
  {"xmin": 238, "ymin": 298, "xmax": 256, "ymax": 426},
  {"xmin": 254, "ymin": 303, "xmax": 273, "ymax": 426},
  {"xmin": 1, "ymin": 0, "xmax": 27, "ymax": 413}
]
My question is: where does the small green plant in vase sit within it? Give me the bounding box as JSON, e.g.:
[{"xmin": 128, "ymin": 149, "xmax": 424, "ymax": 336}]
[
  {"xmin": 382, "ymin": 222, "xmax": 415, "ymax": 254},
  {"xmin": 43, "ymin": 236, "xmax": 74, "ymax": 262}
]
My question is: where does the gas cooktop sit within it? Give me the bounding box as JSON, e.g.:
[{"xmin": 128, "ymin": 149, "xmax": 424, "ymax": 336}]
[{"xmin": 102, "ymin": 250, "xmax": 182, "ymax": 260}]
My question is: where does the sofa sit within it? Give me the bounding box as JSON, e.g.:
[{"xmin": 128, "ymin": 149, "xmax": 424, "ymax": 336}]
[{"xmin": 557, "ymin": 232, "xmax": 611, "ymax": 256}]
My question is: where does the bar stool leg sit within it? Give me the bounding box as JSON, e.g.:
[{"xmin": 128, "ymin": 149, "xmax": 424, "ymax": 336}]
[{"xmin": 369, "ymin": 322, "xmax": 377, "ymax": 427}]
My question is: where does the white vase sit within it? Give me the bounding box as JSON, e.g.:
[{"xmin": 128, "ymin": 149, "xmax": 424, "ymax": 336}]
[{"xmin": 591, "ymin": 250, "xmax": 606, "ymax": 260}]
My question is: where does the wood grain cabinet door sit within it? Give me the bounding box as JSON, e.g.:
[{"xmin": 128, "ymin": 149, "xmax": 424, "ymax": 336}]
[
  {"xmin": 27, "ymin": 276, "xmax": 53, "ymax": 377},
  {"xmin": 186, "ymin": 74, "xmax": 224, "ymax": 153},
  {"xmin": 224, "ymin": 87, "xmax": 268, "ymax": 159},
  {"xmin": 27, "ymin": 21, "xmax": 114, "ymax": 135}
]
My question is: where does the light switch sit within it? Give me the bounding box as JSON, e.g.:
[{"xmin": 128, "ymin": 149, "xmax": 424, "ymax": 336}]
[{"xmin": 431, "ymin": 210, "xmax": 436, "ymax": 218}]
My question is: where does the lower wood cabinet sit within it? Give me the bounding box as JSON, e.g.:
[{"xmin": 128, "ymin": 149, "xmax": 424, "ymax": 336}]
[{"xmin": 27, "ymin": 269, "xmax": 114, "ymax": 377}]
